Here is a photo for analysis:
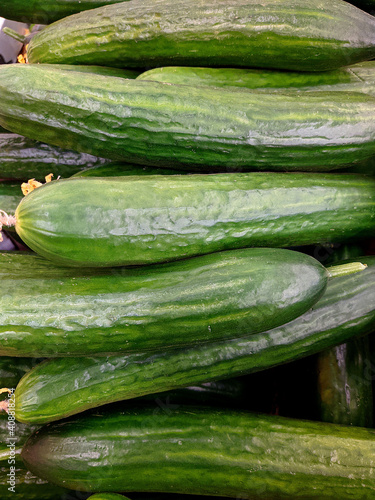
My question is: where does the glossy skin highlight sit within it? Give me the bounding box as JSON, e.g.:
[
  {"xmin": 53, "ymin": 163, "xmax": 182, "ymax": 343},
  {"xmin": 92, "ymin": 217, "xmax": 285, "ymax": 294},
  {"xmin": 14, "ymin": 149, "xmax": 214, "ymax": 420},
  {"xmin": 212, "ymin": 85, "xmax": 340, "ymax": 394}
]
[
  {"xmin": 0, "ymin": 248, "xmax": 328, "ymax": 357},
  {"xmin": 21, "ymin": 406, "xmax": 375, "ymax": 497},
  {"xmin": 13, "ymin": 256, "xmax": 375, "ymax": 424}
]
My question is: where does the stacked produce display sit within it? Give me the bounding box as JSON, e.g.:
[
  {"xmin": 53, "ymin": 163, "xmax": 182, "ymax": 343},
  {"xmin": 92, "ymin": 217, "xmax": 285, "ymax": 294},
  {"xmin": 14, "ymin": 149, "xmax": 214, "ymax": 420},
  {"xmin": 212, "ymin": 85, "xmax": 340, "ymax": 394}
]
[{"xmin": 0, "ymin": 0, "xmax": 375, "ymax": 498}]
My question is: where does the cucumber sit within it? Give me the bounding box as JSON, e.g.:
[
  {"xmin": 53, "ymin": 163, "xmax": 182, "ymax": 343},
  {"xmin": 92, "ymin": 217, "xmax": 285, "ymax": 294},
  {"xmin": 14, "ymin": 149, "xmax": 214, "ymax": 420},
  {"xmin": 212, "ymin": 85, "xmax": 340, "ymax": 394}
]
[
  {"xmin": 0, "ymin": 247, "xmax": 329, "ymax": 357},
  {"xmin": 0, "ymin": 182, "xmax": 21, "ymax": 216},
  {"xmin": 0, "ymin": 0, "xmax": 126, "ymax": 24},
  {"xmin": 0, "ymin": 415, "xmax": 40, "ymax": 465},
  {"xmin": 0, "ymin": 133, "xmax": 110, "ymax": 180},
  {"xmin": 1, "ymin": 65, "xmax": 375, "ymax": 170},
  {"xmin": 30, "ymin": 64, "xmax": 140, "ymax": 80},
  {"xmin": 27, "ymin": 0, "xmax": 375, "ymax": 71},
  {"xmin": 21, "ymin": 406, "xmax": 375, "ymax": 497},
  {"xmin": 13, "ymin": 256, "xmax": 375, "ymax": 424},
  {"xmin": 137, "ymin": 61, "xmax": 375, "ymax": 93},
  {"xmin": 317, "ymin": 336, "xmax": 373, "ymax": 427},
  {"xmin": 9, "ymin": 173, "xmax": 375, "ymax": 267}
]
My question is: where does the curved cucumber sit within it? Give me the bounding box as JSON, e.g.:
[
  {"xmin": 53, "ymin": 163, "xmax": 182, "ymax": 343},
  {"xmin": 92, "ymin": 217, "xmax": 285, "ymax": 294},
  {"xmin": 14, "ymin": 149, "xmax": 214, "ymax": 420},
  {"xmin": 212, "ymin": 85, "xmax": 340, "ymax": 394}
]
[
  {"xmin": 13, "ymin": 256, "xmax": 375, "ymax": 424},
  {"xmin": 0, "ymin": 133, "xmax": 110, "ymax": 180},
  {"xmin": 137, "ymin": 61, "xmax": 375, "ymax": 93},
  {"xmin": 27, "ymin": 0, "xmax": 375, "ymax": 71},
  {"xmin": 0, "ymin": 0, "xmax": 127, "ymax": 24},
  {"xmin": 0, "ymin": 248, "xmax": 329, "ymax": 357},
  {"xmin": 317, "ymin": 336, "xmax": 373, "ymax": 427},
  {"xmin": 21, "ymin": 406, "xmax": 375, "ymax": 497},
  {"xmin": 11, "ymin": 173, "xmax": 375, "ymax": 267},
  {"xmin": 2, "ymin": 65, "xmax": 375, "ymax": 170}
]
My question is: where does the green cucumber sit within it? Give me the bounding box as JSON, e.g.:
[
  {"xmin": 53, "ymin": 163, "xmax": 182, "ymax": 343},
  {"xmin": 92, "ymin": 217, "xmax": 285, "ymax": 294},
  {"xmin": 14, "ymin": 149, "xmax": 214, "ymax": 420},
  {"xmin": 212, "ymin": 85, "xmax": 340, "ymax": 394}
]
[
  {"xmin": 13, "ymin": 256, "xmax": 375, "ymax": 424},
  {"xmin": 0, "ymin": 183, "xmax": 22, "ymax": 216},
  {"xmin": 0, "ymin": 0, "xmax": 127, "ymax": 24},
  {"xmin": 2, "ymin": 65, "xmax": 375, "ymax": 170},
  {"xmin": 0, "ymin": 466, "xmax": 70, "ymax": 500},
  {"xmin": 316, "ymin": 245, "xmax": 373, "ymax": 428},
  {"xmin": 0, "ymin": 247, "xmax": 329, "ymax": 357},
  {"xmin": 0, "ymin": 133, "xmax": 111, "ymax": 180},
  {"xmin": 317, "ymin": 336, "xmax": 373, "ymax": 427},
  {"xmin": 8, "ymin": 173, "xmax": 375, "ymax": 267},
  {"xmin": 30, "ymin": 64, "xmax": 140, "ymax": 79},
  {"xmin": 137, "ymin": 61, "xmax": 375, "ymax": 93},
  {"xmin": 21, "ymin": 406, "xmax": 375, "ymax": 497},
  {"xmin": 0, "ymin": 415, "xmax": 40, "ymax": 465},
  {"xmin": 27, "ymin": 0, "xmax": 375, "ymax": 71}
]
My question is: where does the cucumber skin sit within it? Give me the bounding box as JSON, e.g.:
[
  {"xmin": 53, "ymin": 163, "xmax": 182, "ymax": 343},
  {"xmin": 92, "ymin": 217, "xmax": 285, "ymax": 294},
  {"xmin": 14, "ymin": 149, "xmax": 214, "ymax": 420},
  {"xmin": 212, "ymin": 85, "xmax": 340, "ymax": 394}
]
[
  {"xmin": 14, "ymin": 174, "xmax": 375, "ymax": 267},
  {"xmin": 0, "ymin": 248, "xmax": 328, "ymax": 357},
  {"xmin": 13, "ymin": 256, "xmax": 375, "ymax": 424},
  {"xmin": 137, "ymin": 61, "xmax": 375, "ymax": 93},
  {"xmin": 0, "ymin": 133, "xmax": 110, "ymax": 180},
  {"xmin": 32, "ymin": 64, "xmax": 140, "ymax": 80},
  {"xmin": 317, "ymin": 336, "xmax": 373, "ymax": 427},
  {"xmin": 21, "ymin": 406, "xmax": 375, "ymax": 498},
  {"xmin": 2, "ymin": 65, "xmax": 375, "ymax": 170},
  {"xmin": 0, "ymin": 0, "xmax": 126, "ymax": 24},
  {"xmin": 27, "ymin": 0, "xmax": 375, "ymax": 71}
]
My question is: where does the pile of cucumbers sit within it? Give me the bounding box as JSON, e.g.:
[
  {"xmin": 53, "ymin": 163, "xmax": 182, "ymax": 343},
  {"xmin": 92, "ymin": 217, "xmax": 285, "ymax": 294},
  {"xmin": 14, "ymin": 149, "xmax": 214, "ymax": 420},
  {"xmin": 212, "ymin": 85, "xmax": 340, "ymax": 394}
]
[{"xmin": 0, "ymin": 0, "xmax": 375, "ymax": 498}]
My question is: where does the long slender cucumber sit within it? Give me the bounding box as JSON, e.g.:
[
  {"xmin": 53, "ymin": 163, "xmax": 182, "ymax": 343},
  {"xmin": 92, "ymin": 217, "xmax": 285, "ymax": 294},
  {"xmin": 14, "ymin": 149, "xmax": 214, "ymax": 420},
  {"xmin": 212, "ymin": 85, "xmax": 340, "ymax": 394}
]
[{"xmin": 13, "ymin": 256, "xmax": 375, "ymax": 424}]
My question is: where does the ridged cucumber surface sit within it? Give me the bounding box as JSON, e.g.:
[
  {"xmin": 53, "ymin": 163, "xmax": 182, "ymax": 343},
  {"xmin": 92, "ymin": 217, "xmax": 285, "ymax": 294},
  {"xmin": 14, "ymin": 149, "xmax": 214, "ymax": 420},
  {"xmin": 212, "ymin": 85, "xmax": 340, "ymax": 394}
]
[
  {"xmin": 137, "ymin": 61, "xmax": 375, "ymax": 92},
  {"xmin": 21, "ymin": 406, "xmax": 375, "ymax": 498},
  {"xmin": 11, "ymin": 173, "xmax": 375, "ymax": 267},
  {"xmin": 27, "ymin": 0, "xmax": 375, "ymax": 71},
  {"xmin": 0, "ymin": 0, "xmax": 126, "ymax": 24},
  {"xmin": 1, "ymin": 65, "xmax": 375, "ymax": 170},
  {"xmin": 13, "ymin": 256, "xmax": 375, "ymax": 424},
  {"xmin": 0, "ymin": 248, "xmax": 329, "ymax": 357},
  {"xmin": 0, "ymin": 133, "xmax": 110, "ymax": 180}
]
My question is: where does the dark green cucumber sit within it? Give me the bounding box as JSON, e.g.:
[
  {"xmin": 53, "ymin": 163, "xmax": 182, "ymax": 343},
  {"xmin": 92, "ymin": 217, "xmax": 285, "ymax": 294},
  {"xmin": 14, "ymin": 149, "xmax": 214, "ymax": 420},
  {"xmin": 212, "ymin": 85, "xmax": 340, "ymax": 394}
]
[
  {"xmin": 1, "ymin": 65, "xmax": 375, "ymax": 170},
  {"xmin": 316, "ymin": 245, "xmax": 373, "ymax": 427},
  {"xmin": 0, "ymin": 247, "xmax": 329, "ymax": 357},
  {"xmin": 137, "ymin": 61, "xmax": 375, "ymax": 93},
  {"xmin": 0, "ymin": 0, "xmax": 126, "ymax": 24},
  {"xmin": 0, "ymin": 466, "xmax": 70, "ymax": 500},
  {"xmin": 0, "ymin": 415, "xmax": 40, "ymax": 465},
  {"xmin": 27, "ymin": 0, "xmax": 375, "ymax": 71},
  {"xmin": 10, "ymin": 173, "xmax": 375, "ymax": 267},
  {"xmin": 317, "ymin": 336, "xmax": 373, "ymax": 427},
  {"xmin": 13, "ymin": 256, "xmax": 375, "ymax": 424},
  {"xmin": 21, "ymin": 406, "xmax": 375, "ymax": 497},
  {"xmin": 0, "ymin": 133, "xmax": 111, "ymax": 180},
  {"xmin": 0, "ymin": 182, "xmax": 22, "ymax": 216}
]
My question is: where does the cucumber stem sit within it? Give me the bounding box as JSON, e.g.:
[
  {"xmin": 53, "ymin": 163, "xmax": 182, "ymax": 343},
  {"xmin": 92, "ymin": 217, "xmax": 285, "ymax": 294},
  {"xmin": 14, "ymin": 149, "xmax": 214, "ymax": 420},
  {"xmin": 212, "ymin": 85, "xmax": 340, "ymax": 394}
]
[
  {"xmin": 2, "ymin": 27, "xmax": 27, "ymax": 44},
  {"xmin": 0, "ymin": 211, "xmax": 16, "ymax": 242},
  {"xmin": 326, "ymin": 262, "xmax": 367, "ymax": 279}
]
